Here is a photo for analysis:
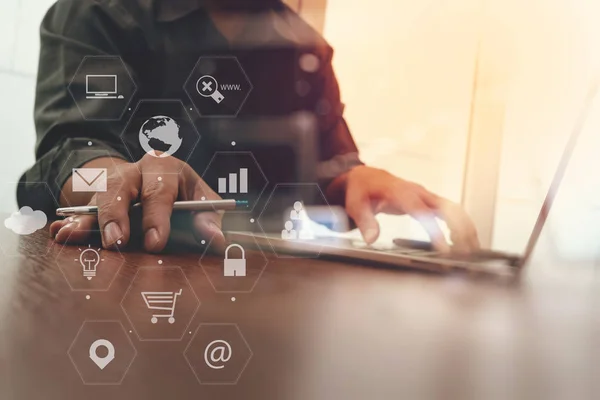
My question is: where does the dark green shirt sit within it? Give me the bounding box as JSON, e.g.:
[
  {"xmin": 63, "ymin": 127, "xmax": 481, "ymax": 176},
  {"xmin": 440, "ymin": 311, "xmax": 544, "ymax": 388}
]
[{"xmin": 18, "ymin": 0, "xmax": 361, "ymax": 214}]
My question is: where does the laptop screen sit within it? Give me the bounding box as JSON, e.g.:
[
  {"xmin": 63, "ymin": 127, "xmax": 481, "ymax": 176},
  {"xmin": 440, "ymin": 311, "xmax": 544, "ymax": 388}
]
[
  {"xmin": 520, "ymin": 79, "xmax": 600, "ymax": 266},
  {"xmin": 86, "ymin": 75, "xmax": 117, "ymax": 95}
]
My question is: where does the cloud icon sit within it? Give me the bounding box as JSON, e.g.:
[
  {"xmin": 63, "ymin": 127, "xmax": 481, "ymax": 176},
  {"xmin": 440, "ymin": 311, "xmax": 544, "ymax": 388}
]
[{"xmin": 4, "ymin": 206, "xmax": 48, "ymax": 235}]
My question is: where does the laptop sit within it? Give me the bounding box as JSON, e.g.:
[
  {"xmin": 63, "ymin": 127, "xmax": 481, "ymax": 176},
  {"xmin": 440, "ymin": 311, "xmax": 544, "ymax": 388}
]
[
  {"xmin": 85, "ymin": 74, "xmax": 124, "ymax": 99},
  {"xmin": 224, "ymin": 79, "xmax": 600, "ymax": 278}
]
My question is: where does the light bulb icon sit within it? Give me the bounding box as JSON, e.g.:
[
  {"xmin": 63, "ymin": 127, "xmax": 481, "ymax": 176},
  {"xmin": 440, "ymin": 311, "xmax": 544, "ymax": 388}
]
[{"xmin": 77, "ymin": 245, "xmax": 103, "ymax": 280}]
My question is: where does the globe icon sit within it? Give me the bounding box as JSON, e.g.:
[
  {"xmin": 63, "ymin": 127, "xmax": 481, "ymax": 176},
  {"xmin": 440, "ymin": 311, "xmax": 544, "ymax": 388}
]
[{"xmin": 139, "ymin": 116, "xmax": 183, "ymax": 158}]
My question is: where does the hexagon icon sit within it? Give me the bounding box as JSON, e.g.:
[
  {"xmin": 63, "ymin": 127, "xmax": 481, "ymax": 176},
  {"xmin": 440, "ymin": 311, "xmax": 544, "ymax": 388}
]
[
  {"xmin": 258, "ymin": 183, "xmax": 342, "ymax": 258},
  {"xmin": 202, "ymin": 151, "xmax": 268, "ymax": 213},
  {"xmin": 121, "ymin": 266, "xmax": 199, "ymax": 341},
  {"xmin": 120, "ymin": 100, "xmax": 201, "ymax": 174},
  {"xmin": 54, "ymin": 147, "xmax": 127, "ymax": 207},
  {"xmin": 199, "ymin": 234, "xmax": 267, "ymax": 293},
  {"xmin": 68, "ymin": 56, "xmax": 137, "ymax": 121},
  {"xmin": 55, "ymin": 231, "xmax": 124, "ymax": 291},
  {"xmin": 0, "ymin": 181, "xmax": 57, "ymax": 258},
  {"xmin": 184, "ymin": 56, "xmax": 252, "ymax": 117},
  {"xmin": 184, "ymin": 323, "xmax": 252, "ymax": 385},
  {"xmin": 68, "ymin": 320, "xmax": 136, "ymax": 385}
]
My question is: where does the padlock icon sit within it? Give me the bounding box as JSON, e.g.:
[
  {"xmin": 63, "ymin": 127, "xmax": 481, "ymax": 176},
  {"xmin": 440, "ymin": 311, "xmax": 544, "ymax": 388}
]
[{"xmin": 223, "ymin": 244, "xmax": 246, "ymax": 277}]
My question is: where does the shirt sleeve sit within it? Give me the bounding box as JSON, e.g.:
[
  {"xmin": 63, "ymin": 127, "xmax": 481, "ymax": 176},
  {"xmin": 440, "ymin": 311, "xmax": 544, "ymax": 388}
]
[
  {"xmin": 18, "ymin": 0, "xmax": 138, "ymax": 214},
  {"xmin": 313, "ymin": 47, "xmax": 364, "ymax": 183},
  {"xmin": 276, "ymin": 4, "xmax": 364, "ymax": 183}
]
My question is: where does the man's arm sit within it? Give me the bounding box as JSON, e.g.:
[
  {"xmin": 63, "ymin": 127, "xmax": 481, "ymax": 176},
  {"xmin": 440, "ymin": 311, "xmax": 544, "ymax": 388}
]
[
  {"xmin": 300, "ymin": 21, "xmax": 479, "ymax": 251},
  {"xmin": 19, "ymin": 0, "xmax": 139, "ymax": 214}
]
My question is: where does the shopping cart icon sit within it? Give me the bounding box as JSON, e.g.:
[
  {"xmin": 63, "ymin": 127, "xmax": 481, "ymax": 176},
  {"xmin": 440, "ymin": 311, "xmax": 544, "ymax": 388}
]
[{"xmin": 141, "ymin": 289, "xmax": 183, "ymax": 324}]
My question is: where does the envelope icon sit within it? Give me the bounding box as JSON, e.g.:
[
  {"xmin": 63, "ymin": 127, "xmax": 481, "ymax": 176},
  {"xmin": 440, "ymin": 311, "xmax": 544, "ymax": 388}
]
[{"xmin": 72, "ymin": 168, "xmax": 107, "ymax": 192}]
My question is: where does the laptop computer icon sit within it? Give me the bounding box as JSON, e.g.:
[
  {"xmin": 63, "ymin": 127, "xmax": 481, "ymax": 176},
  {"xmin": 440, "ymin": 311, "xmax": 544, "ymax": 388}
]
[{"xmin": 85, "ymin": 75, "xmax": 124, "ymax": 100}]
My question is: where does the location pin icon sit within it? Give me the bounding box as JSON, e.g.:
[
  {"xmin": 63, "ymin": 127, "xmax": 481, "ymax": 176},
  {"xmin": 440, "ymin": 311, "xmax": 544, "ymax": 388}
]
[{"xmin": 89, "ymin": 339, "xmax": 115, "ymax": 370}]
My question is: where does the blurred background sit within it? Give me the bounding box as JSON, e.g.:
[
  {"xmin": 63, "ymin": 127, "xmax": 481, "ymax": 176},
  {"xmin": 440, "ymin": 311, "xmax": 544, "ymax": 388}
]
[{"xmin": 1, "ymin": 0, "xmax": 599, "ymax": 262}]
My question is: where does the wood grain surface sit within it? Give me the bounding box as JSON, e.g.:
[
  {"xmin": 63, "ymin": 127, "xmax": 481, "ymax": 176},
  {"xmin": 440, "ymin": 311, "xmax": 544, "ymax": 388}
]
[{"xmin": 1, "ymin": 224, "xmax": 599, "ymax": 400}]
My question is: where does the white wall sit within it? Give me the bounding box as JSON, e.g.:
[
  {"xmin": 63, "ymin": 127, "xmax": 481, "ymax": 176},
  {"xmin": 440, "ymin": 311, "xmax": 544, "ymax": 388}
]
[{"xmin": 0, "ymin": 0, "xmax": 55, "ymax": 213}]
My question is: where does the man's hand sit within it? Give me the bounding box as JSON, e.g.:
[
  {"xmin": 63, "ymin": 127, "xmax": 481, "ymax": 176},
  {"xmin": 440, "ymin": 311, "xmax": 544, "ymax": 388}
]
[
  {"xmin": 329, "ymin": 165, "xmax": 480, "ymax": 253},
  {"xmin": 50, "ymin": 154, "xmax": 225, "ymax": 252}
]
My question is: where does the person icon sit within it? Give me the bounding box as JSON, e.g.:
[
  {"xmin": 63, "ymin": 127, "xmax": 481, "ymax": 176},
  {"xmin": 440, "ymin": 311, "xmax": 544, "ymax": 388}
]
[
  {"xmin": 290, "ymin": 201, "xmax": 303, "ymax": 220},
  {"xmin": 281, "ymin": 220, "xmax": 298, "ymax": 240}
]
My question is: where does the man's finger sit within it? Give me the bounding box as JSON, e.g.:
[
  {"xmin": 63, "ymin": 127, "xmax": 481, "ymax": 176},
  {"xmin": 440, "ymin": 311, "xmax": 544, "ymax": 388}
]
[
  {"xmin": 193, "ymin": 211, "xmax": 226, "ymax": 253},
  {"xmin": 182, "ymin": 164, "xmax": 226, "ymax": 251},
  {"xmin": 53, "ymin": 215, "xmax": 97, "ymax": 244},
  {"xmin": 345, "ymin": 185, "xmax": 380, "ymax": 244},
  {"xmin": 50, "ymin": 219, "xmax": 70, "ymax": 238},
  {"xmin": 434, "ymin": 198, "xmax": 480, "ymax": 253},
  {"xmin": 179, "ymin": 163, "xmax": 221, "ymax": 201},
  {"xmin": 396, "ymin": 193, "xmax": 450, "ymax": 253},
  {"xmin": 97, "ymin": 164, "xmax": 139, "ymax": 249},
  {"xmin": 139, "ymin": 170, "xmax": 178, "ymax": 253}
]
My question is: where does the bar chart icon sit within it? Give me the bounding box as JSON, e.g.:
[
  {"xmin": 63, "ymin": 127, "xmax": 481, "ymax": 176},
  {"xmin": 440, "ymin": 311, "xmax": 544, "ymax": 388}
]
[{"xmin": 218, "ymin": 168, "xmax": 248, "ymax": 194}]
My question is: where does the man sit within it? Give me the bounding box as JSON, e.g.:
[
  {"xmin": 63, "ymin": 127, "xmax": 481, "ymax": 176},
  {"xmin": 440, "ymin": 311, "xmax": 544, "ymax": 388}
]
[{"xmin": 19, "ymin": 0, "xmax": 479, "ymax": 253}]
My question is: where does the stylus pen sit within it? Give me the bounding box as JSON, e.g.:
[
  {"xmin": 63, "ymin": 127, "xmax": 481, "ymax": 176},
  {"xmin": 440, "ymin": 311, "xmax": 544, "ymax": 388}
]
[{"xmin": 56, "ymin": 199, "xmax": 248, "ymax": 217}]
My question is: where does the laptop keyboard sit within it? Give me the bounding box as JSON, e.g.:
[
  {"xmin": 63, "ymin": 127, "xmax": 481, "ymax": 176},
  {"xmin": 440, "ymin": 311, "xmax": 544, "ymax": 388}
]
[
  {"xmin": 396, "ymin": 248, "xmax": 518, "ymax": 265},
  {"xmin": 347, "ymin": 240, "xmax": 517, "ymax": 264}
]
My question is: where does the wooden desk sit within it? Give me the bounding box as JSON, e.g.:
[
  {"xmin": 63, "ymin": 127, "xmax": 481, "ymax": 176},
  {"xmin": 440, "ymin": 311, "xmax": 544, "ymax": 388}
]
[{"xmin": 1, "ymin": 227, "xmax": 600, "ymax": 400}]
